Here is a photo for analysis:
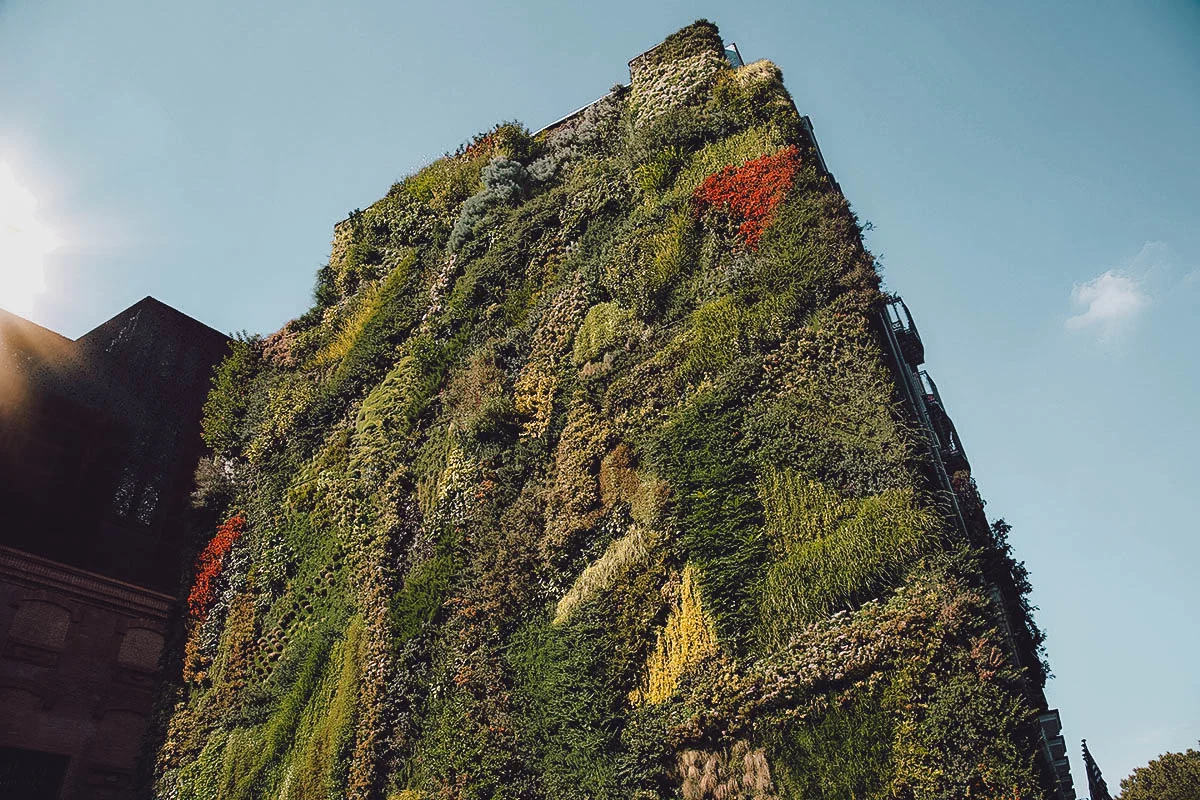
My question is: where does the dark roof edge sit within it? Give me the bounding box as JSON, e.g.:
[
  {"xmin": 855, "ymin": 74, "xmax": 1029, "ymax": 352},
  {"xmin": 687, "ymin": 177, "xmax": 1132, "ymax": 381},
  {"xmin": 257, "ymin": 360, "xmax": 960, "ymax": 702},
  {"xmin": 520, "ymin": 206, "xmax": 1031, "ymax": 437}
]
[
  {"xmin": 76, "ymin": 295, "xmax": 229, "ymax": 344},
  {"xmin": 132, "ymin": 296, "xmax": 229, "ymax": 340}
]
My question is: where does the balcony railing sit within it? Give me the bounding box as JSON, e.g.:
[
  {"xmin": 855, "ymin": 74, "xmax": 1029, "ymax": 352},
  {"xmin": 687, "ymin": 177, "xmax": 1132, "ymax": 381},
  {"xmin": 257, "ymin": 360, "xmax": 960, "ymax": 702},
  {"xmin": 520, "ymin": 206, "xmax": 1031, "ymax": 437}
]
[
  {"xmin": 916, "ymin": 369, "xmax": 969, "ymax": 473},
  {"xmin": 885, "ymin": 297, "xmax": 924, "ymax": 368}
]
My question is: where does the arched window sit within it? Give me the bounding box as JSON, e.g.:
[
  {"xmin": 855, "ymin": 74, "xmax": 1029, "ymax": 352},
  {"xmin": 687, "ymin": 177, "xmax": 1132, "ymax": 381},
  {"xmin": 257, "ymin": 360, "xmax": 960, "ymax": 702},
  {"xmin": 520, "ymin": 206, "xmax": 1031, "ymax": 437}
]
[
  {"xmin": 112, "ymin": 463, "xmax": 160, "ymax": 526},
  {"xmin": 8, "ymin": 601, "xmax": 70, "ymax": 650},
  {"xmin": 117, "ymin": 628, "xmax": 164, "ymax": 673}
]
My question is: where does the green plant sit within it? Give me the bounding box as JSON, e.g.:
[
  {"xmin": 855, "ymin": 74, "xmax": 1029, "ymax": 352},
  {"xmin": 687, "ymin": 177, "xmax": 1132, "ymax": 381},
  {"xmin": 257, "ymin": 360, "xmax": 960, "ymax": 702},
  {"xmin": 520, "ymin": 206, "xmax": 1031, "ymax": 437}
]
[
  {"xmin": 1119, "ymin": 746, "xmax": 1200, "ymax": 800},
  {"xmin": 573, "ymin": 302, "xmax": 636, "ymax": 364},
  {"xmin": 770, "ymin": 690, "xmax": 893, "ymax": 800},
  {"xmin": 649, "ymin": 382, "xmax": 768, "ymax": 652},
  {"xmin": 747, "ymin": 299, "xmax": 920, "ymax": 496},
  {"xmin": 287, "ymin": 617, "xmax": 364, "ymax": 799},
  {"xmin": 757, "ymin": 473, "xmax": 941, "ymax": 646},
  {"xmin": 507, "ymin": 617, "xmax": 624, "ymax": 800},
  {"xmin": 202, "ymin": 335, "xmax": 262, "ymax": 456}
]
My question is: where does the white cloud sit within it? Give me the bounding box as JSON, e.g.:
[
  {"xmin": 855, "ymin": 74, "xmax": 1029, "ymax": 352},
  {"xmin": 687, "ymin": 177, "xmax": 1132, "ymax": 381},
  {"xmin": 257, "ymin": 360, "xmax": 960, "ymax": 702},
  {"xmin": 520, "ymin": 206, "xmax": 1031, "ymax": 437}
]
[
  {"xmin": 1065, "ymin": 241, "xmax": 1176, "ymax": 340},
  {"xmin": 1065, "ymin": 269, "xmax": 1150, "ymax": 338},
  {"xmin": 1127, "ymin": 240, "xmax": 1169, "ymax": 275}
]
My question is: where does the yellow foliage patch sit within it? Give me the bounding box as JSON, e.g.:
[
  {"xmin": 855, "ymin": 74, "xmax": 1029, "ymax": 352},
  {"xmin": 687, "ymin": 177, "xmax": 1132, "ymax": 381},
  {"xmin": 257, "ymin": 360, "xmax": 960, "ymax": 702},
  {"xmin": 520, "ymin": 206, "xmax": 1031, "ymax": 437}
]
[
  {"xmin": 630, "ymin": 563, "xmax": 719, "ymax": 705},
  {"xmin": 314, "ymin": 281, "xmax": 385, "ymax": 368}
]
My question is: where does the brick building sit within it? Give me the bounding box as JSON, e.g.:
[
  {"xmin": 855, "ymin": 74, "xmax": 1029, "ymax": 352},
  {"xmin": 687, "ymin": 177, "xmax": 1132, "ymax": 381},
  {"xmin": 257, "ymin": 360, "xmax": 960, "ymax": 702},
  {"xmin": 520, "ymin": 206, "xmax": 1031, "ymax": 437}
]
[{"xmin": 0, "ymin": 298, "xmax": 227, "ymax": 799}]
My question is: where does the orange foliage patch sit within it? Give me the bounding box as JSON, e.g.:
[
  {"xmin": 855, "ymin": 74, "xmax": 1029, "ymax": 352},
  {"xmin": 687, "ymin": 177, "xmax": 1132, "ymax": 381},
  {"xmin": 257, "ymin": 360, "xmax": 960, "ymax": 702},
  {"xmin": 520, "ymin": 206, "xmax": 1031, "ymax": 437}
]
[
  {"xmin": 692, "ymin": 145, "xmax": 802, "ymax": 249},
  {"xmin": 187, "ymin": 514, "xmax": 246, "ymax": 622}
]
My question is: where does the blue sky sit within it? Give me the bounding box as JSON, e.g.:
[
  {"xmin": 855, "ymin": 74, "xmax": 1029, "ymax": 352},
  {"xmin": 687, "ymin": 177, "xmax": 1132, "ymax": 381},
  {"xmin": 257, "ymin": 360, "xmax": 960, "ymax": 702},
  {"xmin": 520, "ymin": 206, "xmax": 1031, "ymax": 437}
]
[{"xmin": 2, "ymin": 0, "xmax": 1197, "ymax": 787}]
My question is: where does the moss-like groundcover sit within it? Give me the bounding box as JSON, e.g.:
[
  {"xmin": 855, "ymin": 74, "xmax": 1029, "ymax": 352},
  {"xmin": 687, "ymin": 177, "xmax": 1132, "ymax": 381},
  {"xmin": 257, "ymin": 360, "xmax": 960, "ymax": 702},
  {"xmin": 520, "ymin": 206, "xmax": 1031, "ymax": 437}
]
[{"xmin": 156, "ymin": 21, "xmax": 1057, "ymax": 800}]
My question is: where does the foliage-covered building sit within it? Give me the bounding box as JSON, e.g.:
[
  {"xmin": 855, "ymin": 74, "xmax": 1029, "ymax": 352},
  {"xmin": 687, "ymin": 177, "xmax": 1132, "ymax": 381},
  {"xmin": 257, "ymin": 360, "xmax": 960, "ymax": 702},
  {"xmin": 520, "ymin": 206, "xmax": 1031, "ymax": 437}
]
[
  {"xmin": 0, "ymin": 298, "xmax": 228, "ymax": 799},
  {"xmin": 159, "ymin": 21, "xmax": 1075, "ymax": 800}
]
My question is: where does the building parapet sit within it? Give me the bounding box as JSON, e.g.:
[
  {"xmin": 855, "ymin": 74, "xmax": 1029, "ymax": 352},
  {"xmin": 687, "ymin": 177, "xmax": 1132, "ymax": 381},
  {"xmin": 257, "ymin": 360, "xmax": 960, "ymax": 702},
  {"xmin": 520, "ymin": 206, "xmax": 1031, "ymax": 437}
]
[{"xmin": 0, "ymin": 545, "xmax": 173, "ymax": 620}]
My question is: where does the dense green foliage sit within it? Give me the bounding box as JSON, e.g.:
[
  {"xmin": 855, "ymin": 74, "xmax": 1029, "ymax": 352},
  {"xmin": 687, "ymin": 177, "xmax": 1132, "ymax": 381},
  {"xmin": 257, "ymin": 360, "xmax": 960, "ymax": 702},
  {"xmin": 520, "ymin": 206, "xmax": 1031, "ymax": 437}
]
[
  {"xmin": 1119, "ymin": 746, "xmax": 1200, "ymax": 800},
  {"xmin": 160, "ymin": 21, "xmax": 1055, "ymax": 800}
]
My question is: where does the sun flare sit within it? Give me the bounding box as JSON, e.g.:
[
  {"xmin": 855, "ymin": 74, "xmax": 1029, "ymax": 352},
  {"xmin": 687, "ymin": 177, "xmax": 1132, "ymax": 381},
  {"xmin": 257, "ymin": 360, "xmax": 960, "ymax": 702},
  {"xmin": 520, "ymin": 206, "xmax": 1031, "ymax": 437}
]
[{"xmin": 0, "ymin": 161, "xmax": 61, "ymax": 316}]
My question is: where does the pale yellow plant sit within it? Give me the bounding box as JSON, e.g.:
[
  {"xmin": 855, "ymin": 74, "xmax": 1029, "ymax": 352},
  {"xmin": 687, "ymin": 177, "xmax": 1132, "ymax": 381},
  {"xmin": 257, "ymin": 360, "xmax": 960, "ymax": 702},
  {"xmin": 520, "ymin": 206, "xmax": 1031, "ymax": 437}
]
[
  {"xmin": 630, "ymin": 563, "xmax": 719, "ymax": 705},
  {"xmin": 629, "ymin": 473, "xmax": 670, "ymax": 524},
  {"xmin": 553, "ymin": 528, "xmax": 649, "ymax": 626},
  {"xmin": 388, "ymin": 790, "xmax": 427, "ymax": 800},
  {"xmin": 668, "ymin": 125, "xmax": 783, "ymax": 203}
]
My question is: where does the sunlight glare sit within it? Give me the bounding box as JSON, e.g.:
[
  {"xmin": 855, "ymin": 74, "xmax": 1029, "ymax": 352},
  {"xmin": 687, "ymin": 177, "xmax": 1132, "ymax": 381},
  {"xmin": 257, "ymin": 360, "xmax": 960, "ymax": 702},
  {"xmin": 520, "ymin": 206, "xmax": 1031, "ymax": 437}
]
[{"xmin": 0, "ymin": 161, "xmax": 61, "ymax": 316}]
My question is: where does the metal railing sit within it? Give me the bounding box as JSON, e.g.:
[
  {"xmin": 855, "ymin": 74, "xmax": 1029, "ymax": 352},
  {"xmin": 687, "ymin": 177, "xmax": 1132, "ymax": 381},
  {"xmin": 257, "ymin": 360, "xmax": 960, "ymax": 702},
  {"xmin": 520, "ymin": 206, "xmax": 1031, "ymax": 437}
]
[{"xmin": 885, "ymin": 297, "xmax": 924, "ymax": 368}]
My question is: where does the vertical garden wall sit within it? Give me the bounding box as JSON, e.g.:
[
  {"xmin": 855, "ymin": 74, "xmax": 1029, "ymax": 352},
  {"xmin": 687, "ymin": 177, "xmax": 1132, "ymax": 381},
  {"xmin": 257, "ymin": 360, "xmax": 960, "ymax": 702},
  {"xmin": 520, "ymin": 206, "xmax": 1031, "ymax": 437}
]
[{"xmin": 156, "ymin": 21, "xmax": 1058, "ymax": 800}]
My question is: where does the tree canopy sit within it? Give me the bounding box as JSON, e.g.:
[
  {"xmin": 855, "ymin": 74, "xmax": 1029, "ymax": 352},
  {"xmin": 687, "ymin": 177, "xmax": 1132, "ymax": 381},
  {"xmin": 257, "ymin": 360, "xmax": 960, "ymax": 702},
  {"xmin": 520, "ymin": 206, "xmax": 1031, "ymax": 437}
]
[{"xmin": 1120, "ymin": 747, "xmax": 1200, "ymax": 800}]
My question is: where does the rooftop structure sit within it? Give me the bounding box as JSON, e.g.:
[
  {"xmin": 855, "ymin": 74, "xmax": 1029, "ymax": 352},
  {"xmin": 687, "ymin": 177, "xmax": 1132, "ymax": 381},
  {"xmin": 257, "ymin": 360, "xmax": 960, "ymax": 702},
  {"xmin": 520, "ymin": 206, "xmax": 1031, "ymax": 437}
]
[{"xmin": 0, "ymin": 297, "xmax": 228, "ymax": 590}]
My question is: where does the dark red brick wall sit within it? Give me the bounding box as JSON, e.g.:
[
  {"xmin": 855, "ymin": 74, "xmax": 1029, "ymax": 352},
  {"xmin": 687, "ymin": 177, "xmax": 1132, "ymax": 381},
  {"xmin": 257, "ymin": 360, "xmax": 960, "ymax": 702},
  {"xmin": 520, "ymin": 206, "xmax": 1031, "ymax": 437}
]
[{"xmin": 0, "ymin": 547, "xmax": 172, "ymax": 800}]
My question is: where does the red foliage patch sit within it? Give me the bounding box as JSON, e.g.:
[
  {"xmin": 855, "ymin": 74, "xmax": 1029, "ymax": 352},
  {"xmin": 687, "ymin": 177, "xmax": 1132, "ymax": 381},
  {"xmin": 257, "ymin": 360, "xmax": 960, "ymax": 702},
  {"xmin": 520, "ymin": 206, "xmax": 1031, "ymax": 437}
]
[
  {"xmin": 692, "ymin": 145, "xmax": 802, "ymax": 249},
  {"xmin": 461, "ymin": 132, "xmax": 495, "ymax": 159},
  {"xmin": 187, "ymin": 514, "xmax": 246, "ymax": 622}
]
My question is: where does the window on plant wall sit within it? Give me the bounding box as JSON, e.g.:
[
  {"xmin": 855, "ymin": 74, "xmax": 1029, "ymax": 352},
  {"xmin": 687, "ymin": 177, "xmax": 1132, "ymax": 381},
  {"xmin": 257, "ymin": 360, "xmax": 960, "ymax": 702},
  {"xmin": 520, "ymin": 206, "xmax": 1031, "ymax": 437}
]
[
  {"xmin": 113, "ymin": 466, "xmax": 159, "ymax": 526},
  {"xmin": 134, "ymin": 482, "xmax": 159, "ymax": 525},
  {"xmin": 112, "ymin": 466, "xmax": 138, "ymax": 518}
]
